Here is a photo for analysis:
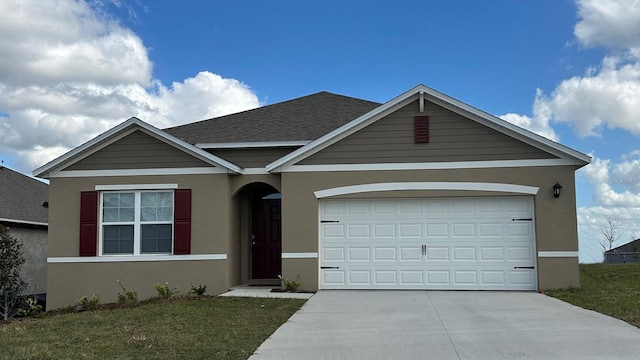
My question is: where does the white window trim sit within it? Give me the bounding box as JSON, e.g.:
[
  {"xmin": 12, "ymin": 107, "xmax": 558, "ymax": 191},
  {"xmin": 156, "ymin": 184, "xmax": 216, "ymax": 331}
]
[
  {"xmin": 48, "ymin": 254, "xmax": 227, "ymax": 263},
  {"xmin": 96, "ymin": 184, "xmax": 178, "ymax": 191},
  {"xmin": 99, "ymin": 190, "xmax": 175, "ymax": 256}
]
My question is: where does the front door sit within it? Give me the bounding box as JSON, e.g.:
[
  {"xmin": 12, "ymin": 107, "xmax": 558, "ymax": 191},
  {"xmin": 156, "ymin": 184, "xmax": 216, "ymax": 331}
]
[{"xmin": 251, "ymin": 198, "xmax": 282, "ymax": 279}]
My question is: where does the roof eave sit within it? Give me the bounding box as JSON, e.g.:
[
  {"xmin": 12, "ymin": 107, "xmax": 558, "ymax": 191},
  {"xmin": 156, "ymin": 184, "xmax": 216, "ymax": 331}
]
[
  {"xmin": 33, "ymin": 117, "xmax": 243, "ymax": 178},
  {"xmin": 266, "ymin": 84, "xmax": 592, "ymax": 172}
]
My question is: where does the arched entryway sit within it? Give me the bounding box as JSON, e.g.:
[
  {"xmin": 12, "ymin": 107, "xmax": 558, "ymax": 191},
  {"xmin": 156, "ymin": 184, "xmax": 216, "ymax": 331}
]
[{"xmin": 234, "ymin": 183, "xmax": 281, "ymax": 281}]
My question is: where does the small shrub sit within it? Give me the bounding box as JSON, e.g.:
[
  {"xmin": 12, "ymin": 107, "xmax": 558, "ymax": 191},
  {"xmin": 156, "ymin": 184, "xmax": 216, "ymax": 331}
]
[
  {"xmin": 154, "ymin": 282, "xmax": 178, "ymax": 300},
  {"xmin": 116, "ymin": 280, "xmax": 137, "ymax": 305},
  {"xmin": 75, "ymin": 294, "xmax": 100, "ymax": 311},
  {"xmin": 278, "ymin": 274, "xmax": 301, "ymax": 292},
  {"xmin": 18, "ymin": 296, "xmax": 43, "ymax": 318},
  {"xmin": 188, "ymin": 284, "xmax": 207, "ymax": 298}
]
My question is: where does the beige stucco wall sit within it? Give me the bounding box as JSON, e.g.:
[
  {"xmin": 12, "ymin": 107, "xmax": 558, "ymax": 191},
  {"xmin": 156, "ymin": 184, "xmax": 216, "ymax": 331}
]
[
  {"xmin": 47, "ymin": 260, "xmax": 227, "ymax": 309},
  {"xmin": 47, "ymin": 174, "xmax": 232, "ymax": 309},
  {"xmin": 280, "ymin": 165, "xmax": 580, "ymax": 291}
]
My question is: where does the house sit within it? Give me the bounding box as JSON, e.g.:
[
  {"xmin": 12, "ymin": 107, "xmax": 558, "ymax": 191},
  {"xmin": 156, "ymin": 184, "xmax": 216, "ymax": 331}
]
[
  {"xmin": 34, "ymin": 85, "xmax": 590, "ymax": 309},
  {"xmin": 0, "ymin": 166, "xmax": 48, "ymax": 297},
  {"xmin": 604, "ymin": 239, "xmax": 640, "ymax": 264}
]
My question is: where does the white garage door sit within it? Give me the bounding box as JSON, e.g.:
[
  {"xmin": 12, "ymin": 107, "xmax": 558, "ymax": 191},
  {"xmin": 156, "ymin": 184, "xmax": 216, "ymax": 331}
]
[{"xmin": 319, "ymin": 197, "xmax": 537, "ymax": 290}]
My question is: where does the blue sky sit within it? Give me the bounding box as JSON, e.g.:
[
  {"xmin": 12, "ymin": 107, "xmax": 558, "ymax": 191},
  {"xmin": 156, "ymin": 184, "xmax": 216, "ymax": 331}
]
[{"xmin": 1, "ymin": 0, "xmax": 640, "ymax": 263}]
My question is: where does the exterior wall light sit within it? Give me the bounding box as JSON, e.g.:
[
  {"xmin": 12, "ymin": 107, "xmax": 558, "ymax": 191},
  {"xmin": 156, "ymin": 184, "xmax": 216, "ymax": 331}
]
[{"xmin": 553, "ymin": 182, "xmax": 562, "ymax": 198}]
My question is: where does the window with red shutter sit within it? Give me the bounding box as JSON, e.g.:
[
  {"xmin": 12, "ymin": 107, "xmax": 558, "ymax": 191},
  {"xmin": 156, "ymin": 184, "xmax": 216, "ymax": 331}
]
[
  {"xmin": 79, "ymin": 191, "xmax": 98, "ymax": 256},
  {"xmin": 173, "ymin": 189, "xmax": 192, "ymax": 255}
]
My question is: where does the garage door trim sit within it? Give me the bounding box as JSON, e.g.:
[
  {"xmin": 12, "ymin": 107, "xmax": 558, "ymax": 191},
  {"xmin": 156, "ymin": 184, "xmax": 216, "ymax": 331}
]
[{"xmin": 314, "ymin": 182, "xmax": 540, "ymax": 199}]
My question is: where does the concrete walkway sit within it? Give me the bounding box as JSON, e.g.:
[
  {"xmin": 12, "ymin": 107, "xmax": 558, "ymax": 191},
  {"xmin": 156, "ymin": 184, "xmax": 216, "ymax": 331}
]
[{"xmin": 249, "ymin": 291, "xmax": 640, "ymax": 360}]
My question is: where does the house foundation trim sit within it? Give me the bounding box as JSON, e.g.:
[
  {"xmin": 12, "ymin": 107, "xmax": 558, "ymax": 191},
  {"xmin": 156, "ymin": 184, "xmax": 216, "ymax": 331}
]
[{"xmin": 47, "ymin": 254, "xmax": 227, "ymax": 263}]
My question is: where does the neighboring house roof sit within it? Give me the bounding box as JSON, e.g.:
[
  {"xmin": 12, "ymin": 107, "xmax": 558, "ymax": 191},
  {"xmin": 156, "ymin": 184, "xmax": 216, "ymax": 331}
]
[
  {"xmin": 0, "ymin": 166, "xmax": 49, "ymax": 226},
  {"xmin": 266, "ymin": 84, "xmax": 592, "ymax": 172},
  {"xmin": 605, "ymin": 239, "xmax": 640, "ymax": 254},
  {"xmin": 33, "ymin": 117, "xmax": 244, "ymax": 178},
  {"xmin": 164, "ymin": 91, "xmax": 381, "ymax": 146}
]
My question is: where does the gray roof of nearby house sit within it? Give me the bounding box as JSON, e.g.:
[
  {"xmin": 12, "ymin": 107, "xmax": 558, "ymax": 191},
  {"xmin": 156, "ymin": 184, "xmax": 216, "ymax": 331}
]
[
  {"xmin": 164, "ymin": 91, "xmax": 381, "ymax": 145},
  {"xmin": 605, "ymin": 239, "xmax": 640, "ymax": 254},
  {"xmin": 0, "ymin": 166, "xmax": 49, "ymax": 225}
]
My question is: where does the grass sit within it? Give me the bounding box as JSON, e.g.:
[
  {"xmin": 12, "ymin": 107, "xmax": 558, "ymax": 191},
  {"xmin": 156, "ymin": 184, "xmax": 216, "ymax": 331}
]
[
  {"xmin": 0, "ymin": 296, "xmax": 306, "ymax": 360},
  {"xmin": 546, "ymin": 263, "xmax": 640, "ymax": 328}
]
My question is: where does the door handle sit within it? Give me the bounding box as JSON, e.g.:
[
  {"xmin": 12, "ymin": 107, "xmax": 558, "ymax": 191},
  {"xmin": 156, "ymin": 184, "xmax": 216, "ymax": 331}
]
[
  {"xmin": 321, "ymin": 266, "xmax": 340, "ymax": 269},
  {"xmin": 513, "ymin": 266, "xmax": 535, "ymax": 269}
]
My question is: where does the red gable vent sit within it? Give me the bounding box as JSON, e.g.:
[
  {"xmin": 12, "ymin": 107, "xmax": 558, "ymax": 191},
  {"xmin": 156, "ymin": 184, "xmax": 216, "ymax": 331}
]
[{"xmin": 414, "ymin": 116, "xmax": 429, "ymax": 143}]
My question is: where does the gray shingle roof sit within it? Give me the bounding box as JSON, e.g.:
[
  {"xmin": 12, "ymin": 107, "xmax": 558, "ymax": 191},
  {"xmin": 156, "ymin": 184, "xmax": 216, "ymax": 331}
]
[
  {"xmin": 0, "ymin": 166, "xmax": 49, "ymax": 225},
  {"xmin": 164, "ymin": 91, "xmax": 381, "ymax": 144},
  {"xmin": 605, "ymin": 239, "xmax": 640, "ymax": 253}
]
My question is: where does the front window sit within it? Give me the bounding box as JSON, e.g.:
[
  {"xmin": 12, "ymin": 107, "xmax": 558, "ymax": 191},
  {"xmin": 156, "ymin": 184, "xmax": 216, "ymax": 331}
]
[{"xmin": 101, "ymin": 191, "xmax": 174, "ymax": 255}]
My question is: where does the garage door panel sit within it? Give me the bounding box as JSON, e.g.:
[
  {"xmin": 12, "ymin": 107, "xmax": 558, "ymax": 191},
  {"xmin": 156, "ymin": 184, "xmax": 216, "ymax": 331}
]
[
  {"xmin": 320, "ymin": 197, "xmax": 536, "ymax": 290},
  {"xmin": 399, "ymin": 223, "xmax": 422, "ymax": 237},
  {"xmin": 426, "ymin": 223, "xmax": 448, "ymax": 237},
  {"xmin": 348, "ymin": 224, "xmax": 370, "ymax": 237},
  {"xmin": 374, "ymin": 247, "xmax": 396, "ymax": 261},
  {"xmin": 373, "ymin": 224, "xmax": 395, "ymax": 237},
  {"xmin": 453, "ymin": 247, "xmax": 476, "ymax": 260}
]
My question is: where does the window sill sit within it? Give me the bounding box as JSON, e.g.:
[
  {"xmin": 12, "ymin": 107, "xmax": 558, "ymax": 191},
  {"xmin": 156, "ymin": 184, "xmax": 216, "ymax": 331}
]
[{"xmin": 47, "ymin": 254, "xmax": 227, "ymax": 263}]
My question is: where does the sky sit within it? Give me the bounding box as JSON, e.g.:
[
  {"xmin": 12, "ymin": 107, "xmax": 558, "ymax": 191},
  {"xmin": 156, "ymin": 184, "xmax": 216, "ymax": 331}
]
[{"xmin": 1, "ymin": 0, "xmax": 640, "ymax": 263}]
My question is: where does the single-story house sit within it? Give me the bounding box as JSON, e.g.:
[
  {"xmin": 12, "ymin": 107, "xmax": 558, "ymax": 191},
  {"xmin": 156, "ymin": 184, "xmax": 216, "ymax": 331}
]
[
  {"xmin": 0, "ymin": 166, "xmax": 49, "ymax": 297},
  {"xmin": 34, "ymin": 84, "xmax": 590, "ymax": 309},
  {"xmin": 604, "ymin": 239, "xmax": 640, "ymax": 264}
]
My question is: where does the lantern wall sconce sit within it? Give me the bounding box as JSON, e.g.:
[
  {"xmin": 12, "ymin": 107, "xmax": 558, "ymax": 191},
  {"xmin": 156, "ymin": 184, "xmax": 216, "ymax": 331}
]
[{"xmin": 553, "ymin": 182, "xmax": 562, "ymax": 198}]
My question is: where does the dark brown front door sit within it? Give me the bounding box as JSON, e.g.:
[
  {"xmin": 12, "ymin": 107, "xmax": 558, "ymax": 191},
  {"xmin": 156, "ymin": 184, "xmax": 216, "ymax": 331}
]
[{"xmin": 251, "ymin": 198, "xmax": 281, "ymax": 279}]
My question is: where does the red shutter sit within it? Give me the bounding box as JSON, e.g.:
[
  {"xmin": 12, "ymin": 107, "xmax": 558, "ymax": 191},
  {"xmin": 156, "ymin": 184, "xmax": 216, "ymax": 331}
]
[
  {"xmin": 174, "ymin": 189, "xmax": 192, "ymax": 255},
  {"xmin": 79, "ymin": 191, "xmax": 98, "ymax": 256},
  {"xmin": 415, "ymin": 116, "xmax": 429, "ymax": 143}
]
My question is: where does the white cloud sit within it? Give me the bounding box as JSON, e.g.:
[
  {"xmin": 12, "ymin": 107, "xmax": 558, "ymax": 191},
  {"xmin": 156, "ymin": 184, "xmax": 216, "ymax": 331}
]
[
  {"xmin": 543, "ymin": 54, "xmax": 640, "ymax": 137},
  {"xmin": 574, "ymin": 0, "xmax": 640, "ymax": 49},
  {"xmin": 0, "ymin": 0, "xmax": 260, "ymax": 174},
  {"xmin": 503, "ymin": 1, "xmax": 640, "ymax": 140},
  {"xmin": 500, "ymin": 89, "xmax": 558, "ymax": 141},
  {"xmin": 577, "ymin": 154, "xmax": 640, "ymax": 262}
]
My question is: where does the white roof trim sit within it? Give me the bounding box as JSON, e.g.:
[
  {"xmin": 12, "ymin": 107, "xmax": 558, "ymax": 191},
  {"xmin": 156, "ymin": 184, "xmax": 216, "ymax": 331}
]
[
  {"xmin": 314, "ymin": 182, "xmax": 539, "ymax": 198},
  {"xmin": 266, "ymin": 84, "xmax": 591, "ymax": 172},
  {"xmin": 283, "ymin": 158, "xmax": 579, "ymax": 173},
  {"xmin": 49, "ymin": 167, "xmax": 228, "ymax": 178},
  {"xmin": 197, "ymin": 141, "xmax": 311, "ymax": 149},
  {"xmin": 0, "ymin": 218, "xmax": 48, "ymax": 227},
  {"xmin": 33, "ymin": 117, "xmax": 243, "ymax": 178}
]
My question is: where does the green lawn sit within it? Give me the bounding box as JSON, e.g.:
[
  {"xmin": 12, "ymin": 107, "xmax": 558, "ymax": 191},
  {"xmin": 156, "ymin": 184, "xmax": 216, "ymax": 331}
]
[
  {"xmin": 0, "ymin": 296, "xmax": 306, "ymax": 360},
  {"xmin": 546, "ymin": 263, "xmax": 640, "ymax": 328}
]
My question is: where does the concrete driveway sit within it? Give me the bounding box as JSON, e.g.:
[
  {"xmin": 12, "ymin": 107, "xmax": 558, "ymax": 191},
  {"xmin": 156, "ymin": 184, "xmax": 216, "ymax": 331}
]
[{"xmin": 249, "ymin": 291, "xmax": 640, "ymax": 360}]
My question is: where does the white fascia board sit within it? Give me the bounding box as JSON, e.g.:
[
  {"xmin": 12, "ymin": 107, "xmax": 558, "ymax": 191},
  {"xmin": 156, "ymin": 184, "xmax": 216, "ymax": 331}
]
[
  {"xmin": 283, "ymin": 158, "xmax": 578, "ymax": 173},
  {"xmin": 314, "ymin": 182, "xmax": 539, "ymax": 198},
  {"xmin": 0, "ymin": 218, "xmax": 48, "ymax": 227},
  {"xmin": 33, "ymin": 117, "xmax": 243, "ymax": 178},
  {"xmin": 266, "ymin": 84, "xmax": 591, "ymax": 173},
  {"xmin": 266, "ymin": 87, "xmax": 421, "ymax": 172},
  {"xmin": 288, "ymin": 159, "xmax": 577, "ymax": 172},
  {"xmin": 49, "ymin": 167, "xmax": 227, "ymax": 178},
  {"xmin": 196, "ymin": 141, "xmax": 311, "ymax": 149}
]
